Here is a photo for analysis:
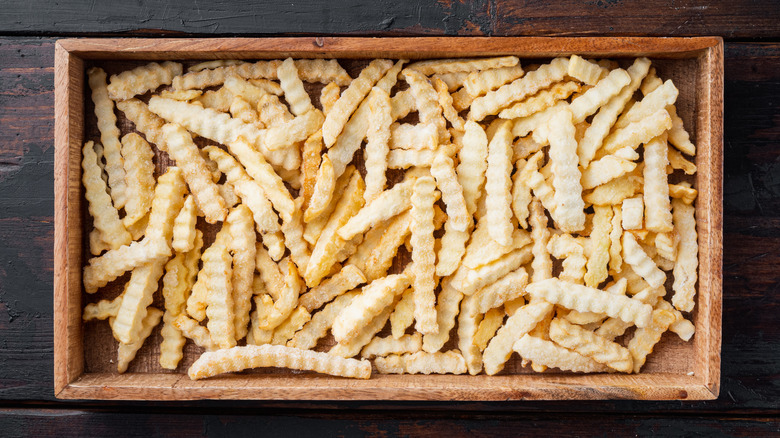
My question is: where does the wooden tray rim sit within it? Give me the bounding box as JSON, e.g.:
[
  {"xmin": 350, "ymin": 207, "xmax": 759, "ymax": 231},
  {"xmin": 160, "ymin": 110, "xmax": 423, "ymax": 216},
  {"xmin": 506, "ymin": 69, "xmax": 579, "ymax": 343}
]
[{"xmin": 53, "ymin": 36, "xmax": 724, "ymax": 401}]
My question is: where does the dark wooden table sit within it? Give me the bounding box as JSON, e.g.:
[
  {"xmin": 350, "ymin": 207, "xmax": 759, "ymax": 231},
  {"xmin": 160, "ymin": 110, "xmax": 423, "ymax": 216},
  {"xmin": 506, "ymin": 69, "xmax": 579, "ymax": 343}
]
[{"xmin": 1, "ymin": 1, "xmax": 779, "ymax": 436}]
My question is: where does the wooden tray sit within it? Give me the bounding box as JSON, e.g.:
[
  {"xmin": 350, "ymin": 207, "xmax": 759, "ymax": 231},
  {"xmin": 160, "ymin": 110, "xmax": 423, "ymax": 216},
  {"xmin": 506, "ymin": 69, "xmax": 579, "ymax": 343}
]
[{"xmin": 54, "ymin": 37, "xmax": 723, "ymax": 401}]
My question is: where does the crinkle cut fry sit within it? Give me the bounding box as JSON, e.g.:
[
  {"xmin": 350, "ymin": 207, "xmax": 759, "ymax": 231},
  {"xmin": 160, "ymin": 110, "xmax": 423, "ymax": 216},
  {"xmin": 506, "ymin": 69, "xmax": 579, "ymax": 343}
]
[
  {"xmin": 108, "ymin": 61, "xmax": 182, "ymax": 101},
  {"xmin": 482, "ymin": 300, "xmax": 553, "ymax": 375},
  {"xmin": 188, "ymin": 345, "xmax": 371, "ymax": 380},
  {"xmin": 374, "ymin": 351, "xmax": 468, "ymax": 375},
  {"xmin": 513, "ymin": 334, "xmax": 610, "ymax": 373},
  {"xmin": 87, "ymin": 67, "xmax": 127, "ymax": 210},
  {"xmin": 81, "ymin": 141, "xmax": 131, "ymax": 251},
  {"xmin": 116, "ymin": 307, "xmax": 163, "ymax": 373},
  {"xmin": 526, "ymin": 278, "xmax": 653, "ymax": 328},
  {"xmin": 410, "ymin": 176, "xmax": 438, "ymax": 334}
]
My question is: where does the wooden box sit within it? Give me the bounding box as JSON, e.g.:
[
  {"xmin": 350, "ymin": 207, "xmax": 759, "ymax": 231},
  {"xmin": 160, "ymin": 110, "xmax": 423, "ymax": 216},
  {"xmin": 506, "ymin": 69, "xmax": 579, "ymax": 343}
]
[{"xmin": 54, "ymin": 37, "xmax": 723, "ymax": 401}]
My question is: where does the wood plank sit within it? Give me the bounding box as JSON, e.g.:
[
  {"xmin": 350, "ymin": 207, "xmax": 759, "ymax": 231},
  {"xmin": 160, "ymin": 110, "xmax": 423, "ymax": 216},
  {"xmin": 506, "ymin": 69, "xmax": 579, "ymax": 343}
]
[
  {"xmin": 0, "ymin": 407, "xmax": 777, "ymax": 437},
  {"xmin": 0, "ymin": 0, "xmax": 779, "ymax": 38},
  {"xmin": 0, "ymin": 37, "xmax": 777, "ymax": 410}
]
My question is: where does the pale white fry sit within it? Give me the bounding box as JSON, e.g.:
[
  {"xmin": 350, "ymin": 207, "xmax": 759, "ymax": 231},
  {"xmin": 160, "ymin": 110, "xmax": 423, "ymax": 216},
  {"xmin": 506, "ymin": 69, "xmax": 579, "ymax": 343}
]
[
  {"xmin": 365, "ymin": 210, "xmax": 413, "ymax": 281},
  {"xmin": 433, "ymin": 72, "xmax": 468, "ymax": 92},
  {"xmin": 229, "ymin": 95, "xmax": 262, "ymax": 126},
  {"xmin": 410, "ymin": 176, "xmax": 438, "ymax": 334},
  {"xmin": 332, "ymin": 273, "xmax": 410, "ymax": 344},
  {"xmin": 82, "ymin": 141, "xmax": 132, "ymax": 251},
  {"xmin": 202, "ymin": 239, "xmax": 236, "ymax": 350},
  {"xmin": 116, "ymin": 307, "xmax": 163, "ymax": 374},
  {"xmin": 173, "ymin": 314, "xmax": 218, "ymax": 351},
  {"xmin": 497, "ymin": 81, "xmax": 579, "ymax": 120},
  {"xmin": 529, "ymin": 198, "xmax": 552, "ymax": 282},
  {"xmin": 656, "ymin": 299, "xmax": 695, "ymax": 341},
  {"xmin": 469, "ymin": 57, "xmax": 568, "ymax": 121},
  {"xmin": 458, "ymin": 120, "xmax": 489, "ymax": 215},
  {"xmin": 362, "ymin": 333, "xmax": 422, "ymax": 358},
  {"xmin": 325, "ymin": 60, "xmax": 405, "ymax": 180},
  {"xmin": 672, "ymin": 198, "xmax": 698, "ymax": 312},
  {"xmin": 482, "ymin": 301, "xmax": 553, "ymax": 375},
  {"xmin": 473, "ymin": 268, "xmax": 529, "ymax": 314},
  {"xmin": 567, "ymin": 55, "xmax": 603, "ymax": 85},
  {"xmin": 617, "ymin": 80, "xmax": 679, "ymax": 130},
  {"xmin": 510, "ymin": 157, "xmax": 536, "ymax": 229},
  {"xmin": 485, "ymin": 120, "xmax": 514, "ymax": 245},
  {"xmin": 549, "ymin": 234, "xmax": 587, "ymax": 285},
  {"xmin": 389, "ymin": 122, "xmax": 438, "ymax": 150},
  {"xmin": 188, "ymin": 344, "xmax": 371, "ymax": 380},
  {"xmin": 288, "ymin": 291, "xmax": 358, "ymax": 350},
  {"xmin": 108, "ymin": 61, "xmax": 182, "ymax": 100},
  {"xmin": 299, "ymin": 264, "xmax": 366, "ymax": 312},
  {"xmin": 464, "ymin": 65, "xmax": 525, "ymax": 97},
  {"xmin": 602, "ymin": 108, "xmax": 673, "ymax": 154},
  {"xmin": 546, "ymin": 106, "xmax": 585, "ymax": 232},
  {"xmin": 622, "ymin": 232, "xmax": 666, "ymax": 289},
  {"xmin": 115, "ymin": 98, "xmax": 167, "ymax": 149},
  {"xmin": 461, "ymin": 218, "xmax": 531, "ymax": 270},
  {"xmin": 408, "ymin": 56, "xmax": 518, "ymax": 76},
  {"xmin": 121, "ymin": 133, "xmax": 155, "ymax": 227},
  {"xmin": 88, "ymin": 67, "xmax": 128, "ymax": 209},
  {"xmin": 451, "ymin": 245, "xmax": 533, "ymax": 296},
  {"xmin": 364, "ymin": 87, "xmax": 392, "ymax": 202},
  {"xmin": 513, "ymin": 334, "xmax": 609, "ymax": 373},
  {"xmin": 224, "ymin": 75, "xmax": 272, "ymax": 108},
  {"xmin": 451, "ymin": 88, "xmax": 474, "ymax": 112},
  {"xmin": 248, "ymin": 294, "xmax": 274, "ymax": 345},
  {"xmin": 171, "ymin": 195, "xmax": 198, "ymax": 253},
  {"xmin": 569, "ymin": 68, "xmax": 631, "ymax": 124},
  {"xmin": 82, "ymin": 293, "xmax": 123, "ymax": 321},
  {"xmin": 643, "ymin": 134, "xmax": 674, "ymax": 233},
  {"xmin": 82, "ymin": 168, "xmax": 186, "ymax": 293},
  {"xmin": 226, "ymin": 205, "xmax": 257, "ymax": 341},
  {"xmin": 346, "ymin": 218, "xmax": 391, "ymax": 275},
  {"xmin": 161, "ymin": 123, "xmax": 227, "ymax": 223},
  {"xmin": 247, "ymin": 78, "xmax": 284, "ymax": 96},
  {"xmin": 189, "ymin": 60, "xmax": 244, "ymax": 72},
  {"xmin": 402, "ymin": 68, "xmax": 448, "ymax": 143},
  {"xmin": 203, "ymin": 146, "xmax": 281, "ymax": 234},
  {"xmin": 387, "ymin": 144, "xmax": 457, "ymax": 169},
  {"xmin": 374, "ymin": 351, "xmax": 467, "ymax": 375},
  {"xmin": 337, "ymin": 175, "xmax": 414, "ymax": 241},
  {"xmin": 329, "ymin": 303, "xmax": 394, "ymax": 358},
  {"xmin": 549, "ymin": 318, "xmax": 633, "ymax": 373},
  {"xmin": 421, "ymin": 278, "xmax": 464, "ymax": 353},
  {"xmin": 581, "ymin": 155, "xmax": 637, "ymax": 190},
  {"xmin": 322, "ymin": 59, "xmax": 393, "ymax": 147},
  {"xmin": 436, "ymin": 219, "xmax": 471, "ymax": 278},
  {"xmin": 432, "ymin": 77, "xmax": 465, "ymax": 131},
  {"xmin": 196, "ymin": 86, "xmax": 234, "ymax": 112},
  {"xmin": 256, "ymin": 93, "xmax": 293, "ymax": 126},
  {"xmin": 510, "ymin": 101, "xmax": 566, "ymax": 139},
  {"xmin": 225, "ymin": 137, "xmax": 295, "ymax": 219},
  {"xmin": 278, "ymin": 57, "xmax": 315, "ymax": 116},
  {"xmin": 608, "ymin": 205, "xmax": 624, "ymax": 274},
  {"xmin": 390, "ymin": 88, "xmax": 416, "ymax": 121},
  {"xmin": 431, "ymin": 151, "xmax": 470, "ymax": 232},
  {"xmin": 578, "ymin": 57, "xmax": 651, "ymax": 167},
  {"xmin": 622, "ymin": 196, "xmax": 644, "ymax": 230},
  {"xmin": 526, "ymin": 278, "xmax": 653, "ymax": 328}
]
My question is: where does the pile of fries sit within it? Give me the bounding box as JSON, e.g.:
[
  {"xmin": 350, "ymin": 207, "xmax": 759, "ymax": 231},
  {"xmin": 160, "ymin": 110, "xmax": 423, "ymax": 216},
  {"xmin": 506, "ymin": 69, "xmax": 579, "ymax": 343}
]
[{"xmin": 82, "ymin": 54, "xmax": 698, "ymax": 379}]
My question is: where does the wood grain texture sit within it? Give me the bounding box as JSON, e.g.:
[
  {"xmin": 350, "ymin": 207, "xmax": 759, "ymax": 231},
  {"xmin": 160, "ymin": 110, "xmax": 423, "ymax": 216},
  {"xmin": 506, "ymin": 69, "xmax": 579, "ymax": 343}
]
[
  {"xmin": 0, "ymin": 37, "xmax": 777, "ymax": 412},
  {"xmin": 0, "ymin": 0, "xmax": 780, "ymax": 38},
  {"xmin": 52, "ymin": 37, "xmax": 721, "ymax": 401},
  {"xmin": 0, "ymin": 407, "xmax": 777, "ymax": 437}
]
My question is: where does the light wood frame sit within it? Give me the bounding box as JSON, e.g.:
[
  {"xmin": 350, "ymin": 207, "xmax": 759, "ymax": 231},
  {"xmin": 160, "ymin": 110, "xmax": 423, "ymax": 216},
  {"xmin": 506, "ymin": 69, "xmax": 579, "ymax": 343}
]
[{"xmin": 54, "ymin": 37, "xmax": 723, "ymax": 401}]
